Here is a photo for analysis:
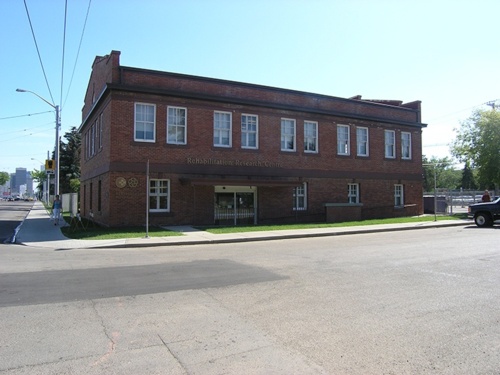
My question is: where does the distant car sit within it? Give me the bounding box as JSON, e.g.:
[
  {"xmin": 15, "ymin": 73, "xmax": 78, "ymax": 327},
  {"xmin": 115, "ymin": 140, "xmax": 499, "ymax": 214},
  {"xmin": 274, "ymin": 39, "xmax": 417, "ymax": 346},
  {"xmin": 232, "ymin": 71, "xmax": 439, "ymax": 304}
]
[{"xmin": 468, "ymin": 197, "xmax": 500, "ymax": 227}]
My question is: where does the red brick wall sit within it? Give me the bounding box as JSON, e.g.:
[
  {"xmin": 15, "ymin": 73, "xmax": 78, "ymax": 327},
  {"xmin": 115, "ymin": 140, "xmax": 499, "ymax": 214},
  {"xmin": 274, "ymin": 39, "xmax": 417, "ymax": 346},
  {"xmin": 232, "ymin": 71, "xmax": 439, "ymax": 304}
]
[{"xmin": 79, "ymin": 51, "xmax": 425, "ymax": 227}]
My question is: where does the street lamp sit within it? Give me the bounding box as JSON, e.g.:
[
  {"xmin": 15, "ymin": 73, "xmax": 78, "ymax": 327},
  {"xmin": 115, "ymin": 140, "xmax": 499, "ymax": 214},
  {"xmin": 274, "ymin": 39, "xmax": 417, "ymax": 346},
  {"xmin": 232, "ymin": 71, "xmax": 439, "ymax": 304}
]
[
  {"xmin": 423, "ymin": 163, "xmax": 439, "ymax": 222},
  {"xmin": 16, "ymin": 89, "xmax": 60, "ymax": 196}
]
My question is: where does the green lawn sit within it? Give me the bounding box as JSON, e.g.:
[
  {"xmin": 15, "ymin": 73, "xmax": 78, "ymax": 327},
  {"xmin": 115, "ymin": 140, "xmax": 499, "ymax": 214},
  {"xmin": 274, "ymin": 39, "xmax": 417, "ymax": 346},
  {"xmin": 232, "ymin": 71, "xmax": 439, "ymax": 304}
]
[
  {"xmin": 60, "ymin": 213, "xmax": 467, "ymax": 240},
  {"xmin": 197, "ymin": 214, "xmax": 468, "ymax": 234}
]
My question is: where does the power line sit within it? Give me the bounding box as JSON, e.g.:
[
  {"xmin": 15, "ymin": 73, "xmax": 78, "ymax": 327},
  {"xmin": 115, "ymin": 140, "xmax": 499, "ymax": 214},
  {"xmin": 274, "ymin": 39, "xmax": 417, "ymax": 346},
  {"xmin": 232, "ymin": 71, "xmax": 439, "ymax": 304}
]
[
  {"xmin": 22, "ymin": 0, "xmax": 55, "ymax": 105},
  {"xmin": 0, "ymin": 111, "xmax": 52, "ymax": 121},
  {"xmin": 60, "ymin": 0, "xmax": 68, "ymax": 109},
  {"xmin": 63, "ymin": 0, "xmax": 92, "ymax": 110}
]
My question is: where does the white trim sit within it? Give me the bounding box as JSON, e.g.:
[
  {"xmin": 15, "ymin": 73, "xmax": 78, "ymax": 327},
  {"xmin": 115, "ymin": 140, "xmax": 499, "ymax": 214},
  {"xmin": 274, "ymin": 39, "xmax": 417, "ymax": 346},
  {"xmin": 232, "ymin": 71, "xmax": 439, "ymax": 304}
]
[
  {"xmin": 384, "ymin": 129, "xmax": 396, "ymax": 159},
  {"xmin": 167, "ymin": 106, "xmax": 187, "ymax": 145},
  {"xmin": 134, "ymin": 102, "xmax": 156, "ymax": 143},
  {"xmin": 356, "ymin": 126, "xmax": 369, "ymax": 157},
  {"xmin": 214, "ymin": 111, "xmax": 232, "ymax": 147},
  {"xmin": 304, "ymin": 120, "xmax": 318, "ymax": 153},
  {"xmin": 241, "ymin": 113, "xmax": 258, "ymax": 149},
  {"xmin": 337, "ymin": 124, "xmax": 350, "ymax": 155},
  {"xmin": 401, "ymin": 131, "xmax": 412, "ymax": 160},
  {"xmin": 149, "ymin": 178, "xmax": 170, "ymax": 212},
  {"xmin": 281, "ymin": 118, "xmax": 296, "ymax": 152}
]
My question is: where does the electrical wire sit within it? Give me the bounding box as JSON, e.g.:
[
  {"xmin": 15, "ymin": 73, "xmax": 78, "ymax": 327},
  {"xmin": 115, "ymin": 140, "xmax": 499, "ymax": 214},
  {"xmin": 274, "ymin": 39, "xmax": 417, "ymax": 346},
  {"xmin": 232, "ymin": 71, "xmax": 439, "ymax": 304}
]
[
  {"xmin": 22, "ymin": 0, "xmax": 55, "ymax": 105},
  {"xmin": 0, "ymin": 111, "xmax": 53, "ymax": 121},
  {"xmin": 60, "ymin": 0, "xmax": 68, "ymax": 110},
  {"xmin": 63, "ymin": 0, "xmax": 92, "ymax": 110}
]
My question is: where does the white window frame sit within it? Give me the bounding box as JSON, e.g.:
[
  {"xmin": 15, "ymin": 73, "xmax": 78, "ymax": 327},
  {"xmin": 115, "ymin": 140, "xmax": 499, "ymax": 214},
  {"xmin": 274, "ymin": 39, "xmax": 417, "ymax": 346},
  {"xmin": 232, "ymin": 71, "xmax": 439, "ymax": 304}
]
[
  {"xmin": 293, "ymin": 183, "xmax": 307, "ymax": 211},
  {"xmin": 149, "ymin": 179, "xmax": 170, "ymax": 212},
  {"xmin": 394, "ymin": 184, "xmax": 404, "ymax": 207},
  {"xmin": 304, "ymin": 121, "xmax": 318, "ymax": 153},
  {"xmin": 241, "ymin": 114, "xmax": 258, "ymax": 149},
  {"xmin": 167, "ymin": 106, "xmax": 187, "ymax": 145},
  {"xmin": 134, "ymin": 103, "xmax": 156, "ymax": 142},
  {"xmin": 337, "ymin": 124, "xmax": 350, "ymax": 155},
  {"xmin": 401, "ymin": 132, "xmax": 412, "ymax": 160},
  {"xmin": 384, "ymin": 130, "xmax": 396, "ymax": 159},
  {"xmin": 348, "ymin": 183, "xmax": 359, "ymax": 204},
  {"xmin": 214, "ymin": 111, "xmax": 232, "ymax": 147},
  {"xmin": 356, "ymin": 127, "xmax": 369, "ymax": 157},
  {"xmin": 99, "ymin": 113, "xmax": 103, "ymax": 149},
  {"xmin": 281, "ymin": 118, "xmax": 296, "ymax": 151}
]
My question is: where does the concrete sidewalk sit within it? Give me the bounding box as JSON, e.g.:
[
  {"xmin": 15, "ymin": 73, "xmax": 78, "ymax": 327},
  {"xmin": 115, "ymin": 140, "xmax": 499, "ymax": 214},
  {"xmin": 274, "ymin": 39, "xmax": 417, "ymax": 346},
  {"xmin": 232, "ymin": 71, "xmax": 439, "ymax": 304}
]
[{"xmin": 14, "ymin": 201, "xmax": 470, "ymax": 250}]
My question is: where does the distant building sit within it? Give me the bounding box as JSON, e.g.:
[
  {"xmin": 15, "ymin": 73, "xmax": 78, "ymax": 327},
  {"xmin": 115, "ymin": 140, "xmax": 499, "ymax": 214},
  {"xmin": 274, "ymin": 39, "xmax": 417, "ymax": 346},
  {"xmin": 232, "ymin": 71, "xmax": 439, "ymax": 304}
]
[
  {"xmin": 79, "ymin": 50, "xmax": 427, "ymax": 227},
  {"xmin": 9, "ymin": 168, "xmax": 33, "ymax": 197}
]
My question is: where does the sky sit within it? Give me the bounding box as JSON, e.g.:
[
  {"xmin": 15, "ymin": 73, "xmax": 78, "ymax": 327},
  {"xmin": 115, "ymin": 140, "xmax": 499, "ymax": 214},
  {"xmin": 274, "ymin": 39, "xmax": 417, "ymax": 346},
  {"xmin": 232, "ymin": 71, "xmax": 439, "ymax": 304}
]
[{"xmin": 1, "ymin": 0, "xmax": 499, "ymax": 175}]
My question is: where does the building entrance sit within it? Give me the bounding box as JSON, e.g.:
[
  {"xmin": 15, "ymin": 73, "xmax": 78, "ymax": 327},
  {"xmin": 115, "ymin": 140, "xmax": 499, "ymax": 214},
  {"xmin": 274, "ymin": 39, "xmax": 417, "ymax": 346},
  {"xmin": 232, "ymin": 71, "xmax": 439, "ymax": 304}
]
[{"xmin": 214, "ymin": 186, "xmax": 256, "ymax": 225}]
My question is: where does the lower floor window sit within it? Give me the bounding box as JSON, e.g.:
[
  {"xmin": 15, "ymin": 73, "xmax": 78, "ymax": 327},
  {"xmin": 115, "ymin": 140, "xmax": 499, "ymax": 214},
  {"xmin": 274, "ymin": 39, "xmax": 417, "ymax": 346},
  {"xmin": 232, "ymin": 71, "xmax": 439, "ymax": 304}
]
[
  {"xmin": 394, "ymin": 184, "xmax": 404, "ymax": 207},
  {"xmin": 150, "ymin": 179, "xmax": 170, "ymax": 212},
  {"xmin": 348, "ymin": 183, "xmax": 359, "ymax": 204},
  {"xmin": 293, "ymin": 183, "xmax": 307, "ymax": 211}
]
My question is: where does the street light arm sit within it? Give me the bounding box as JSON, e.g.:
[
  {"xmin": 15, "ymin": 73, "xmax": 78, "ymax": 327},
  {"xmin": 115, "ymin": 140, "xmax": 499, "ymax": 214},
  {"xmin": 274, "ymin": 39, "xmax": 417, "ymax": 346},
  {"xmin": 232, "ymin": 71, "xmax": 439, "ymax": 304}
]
[
  {"xmin": 16, "ymin": 88, "xmax": 56, "ymax": 109},
  {"xmin": 17, "ymin": 88, "xmax": 60, "ymax": 196}
]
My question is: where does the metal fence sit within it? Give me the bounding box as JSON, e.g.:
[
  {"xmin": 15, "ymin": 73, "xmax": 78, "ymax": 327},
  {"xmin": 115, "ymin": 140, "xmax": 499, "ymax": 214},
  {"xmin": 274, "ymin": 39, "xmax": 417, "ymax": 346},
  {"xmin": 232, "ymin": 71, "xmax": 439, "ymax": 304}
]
[{"xmin": 423, "ymin": 190, "xmax": 495, "ymax": 214}]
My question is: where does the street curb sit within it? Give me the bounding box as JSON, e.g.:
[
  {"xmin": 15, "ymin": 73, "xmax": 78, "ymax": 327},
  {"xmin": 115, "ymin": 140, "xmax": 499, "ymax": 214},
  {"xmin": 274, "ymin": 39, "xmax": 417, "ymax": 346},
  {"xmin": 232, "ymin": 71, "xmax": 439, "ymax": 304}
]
[{"xmin": 57, "ymin": 220, "xmax": 470, "ymax": 250}]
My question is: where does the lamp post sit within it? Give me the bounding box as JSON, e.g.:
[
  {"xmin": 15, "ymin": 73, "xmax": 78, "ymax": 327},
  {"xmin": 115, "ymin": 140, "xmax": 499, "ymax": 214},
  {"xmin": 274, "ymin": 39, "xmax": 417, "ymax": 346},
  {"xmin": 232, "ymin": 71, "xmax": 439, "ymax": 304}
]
[
  {"xmin": 423, "ymin": 163, "xmax": 439, "ymax": 222},
  {"xmin": 17, "ymin": 89, "xmax": 60, "ymax": 196}
]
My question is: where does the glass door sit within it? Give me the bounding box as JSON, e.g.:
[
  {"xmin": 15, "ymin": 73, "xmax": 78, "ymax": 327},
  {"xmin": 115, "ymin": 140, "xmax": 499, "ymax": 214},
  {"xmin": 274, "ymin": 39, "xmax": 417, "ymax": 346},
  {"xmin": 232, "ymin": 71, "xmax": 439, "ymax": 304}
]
[{"xmin": 214, "ymin": 187, "xmax": 256, "ymax": 225}]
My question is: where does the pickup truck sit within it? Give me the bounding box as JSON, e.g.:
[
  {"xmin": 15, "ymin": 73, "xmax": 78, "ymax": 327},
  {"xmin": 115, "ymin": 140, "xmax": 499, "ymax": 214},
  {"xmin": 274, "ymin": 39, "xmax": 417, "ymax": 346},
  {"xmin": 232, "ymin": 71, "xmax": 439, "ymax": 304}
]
[{"xmin": 468, "ymin": 197, "xmax": 500, "ymax": 227}]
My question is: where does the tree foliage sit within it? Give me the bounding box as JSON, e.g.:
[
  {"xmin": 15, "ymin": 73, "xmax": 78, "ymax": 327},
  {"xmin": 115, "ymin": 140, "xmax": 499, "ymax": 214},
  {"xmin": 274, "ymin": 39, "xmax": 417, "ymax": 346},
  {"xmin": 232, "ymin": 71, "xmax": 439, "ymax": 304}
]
[
  {"xmin": 452, "ymin": 109, "xmax": 500, "ymax": 189},
  {"xmin": 30, "ymin": 169, "xmax": 47, "ymax": 194},
  {"xmin": 460, "ymin": 161, "xmax": 478, "ymax": 190},
  {"xmin": 422, "ymin": 156, "xmax": 461, "ymax": 191},
  {"xmin": 0, "ymin": 171, "xmax": 9, "ymax": 186},
  {"xmin": 59, "ymin": 126, "xmax": 81, "ymax": 193}
]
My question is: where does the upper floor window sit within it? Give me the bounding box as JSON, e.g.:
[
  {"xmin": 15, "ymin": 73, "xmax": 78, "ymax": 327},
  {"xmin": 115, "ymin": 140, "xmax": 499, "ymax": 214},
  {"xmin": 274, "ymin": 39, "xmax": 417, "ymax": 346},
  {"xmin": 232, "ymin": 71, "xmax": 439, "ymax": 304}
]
[
  {"xmin": 337, "ymin": 124, "xmax": 350, "ymax": 155},
  {"xmin": 99, "ymin": 113, "xmax": 103, "ymax": 149},
  {"xmin": 384, "ymin": 130, "xmax": 395, "ymax": 158},
  {"xmin": 293, "ymin": 183, "xmax": 307, "ymax": 210},
  {"xmin": 401, "ymin": 132, "xmax": 412, "ymax": 160},
  {"xmin": 281, "ymin": 118, "xmax": 296, "ymax": 151},
  {"xmin": 214, "ymin": 111, "xmax": 232, "ymax": 147},
  {"xmin": 150, "ymin": 179, "xmax": 170, "ymax": 212},
  {"xmin": 241, "ymin": 114, "xmax": 258, "ymax": 149},
  {"xmin": 134, "ymin": 103, "xmax": 155, "ymax": 142},
  {"xmin": 167, "ymin": 106, "xmax": 187, "ymax": 145},
  {"xmin": 348, "ymin": 183, "xmax": 359, "ymax": 204},
  {"xmin": 356, "ymin": 127, "xmax": 369, "ymax": 156},
  {"xmin": 394, "ymin": 184, "xmax": 404, "ymax": 207},
  {"xmin": 304, "ymin": 121, "xmax": 318, "ymax": 153}
]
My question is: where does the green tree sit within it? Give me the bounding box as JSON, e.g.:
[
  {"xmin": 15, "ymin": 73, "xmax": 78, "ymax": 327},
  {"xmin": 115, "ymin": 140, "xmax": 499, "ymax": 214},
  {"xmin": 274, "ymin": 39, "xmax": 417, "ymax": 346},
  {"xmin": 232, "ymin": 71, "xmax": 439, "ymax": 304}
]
[
  {"xmin": 460, "ymin": 161, "xmax": 478, "ymax": 190},
  {"xmin": 452, "ymin": 109, "xmax": 500, "ymax": 189},
  {"xmin": 422, "ymin": 156, "xmax": 459, "ymax": 191},
  {"xmin": 30, "ymin": 169, "xmax": 48, "ymax": 200},
  {"xmin": 59, "ymin": 126, "xmax": 81, "ymax": 193},
  {"xmin": 0, "ymin": 171, "xmax": 9, "ymax": 186}
]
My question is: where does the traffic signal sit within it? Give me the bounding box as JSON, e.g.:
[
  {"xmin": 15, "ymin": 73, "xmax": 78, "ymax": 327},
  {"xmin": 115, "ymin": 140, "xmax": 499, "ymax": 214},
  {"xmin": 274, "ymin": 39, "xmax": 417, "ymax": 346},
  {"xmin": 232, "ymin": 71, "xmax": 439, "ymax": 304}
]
[{"xmin": 45, "ymin": 159, "xmax": 55, "ymax": 171}]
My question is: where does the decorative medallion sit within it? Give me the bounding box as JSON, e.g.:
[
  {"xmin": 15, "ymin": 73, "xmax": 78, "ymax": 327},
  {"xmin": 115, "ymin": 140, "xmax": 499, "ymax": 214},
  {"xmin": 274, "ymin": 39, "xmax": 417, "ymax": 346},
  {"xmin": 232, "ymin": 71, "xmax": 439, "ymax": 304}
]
[
  {"xmin": 116, "ymin": 177, "xmax": 127, "ymax": 188},
  {"xmin": 128, "ymin": 177, "xmax": 139, "ymax": 188}
]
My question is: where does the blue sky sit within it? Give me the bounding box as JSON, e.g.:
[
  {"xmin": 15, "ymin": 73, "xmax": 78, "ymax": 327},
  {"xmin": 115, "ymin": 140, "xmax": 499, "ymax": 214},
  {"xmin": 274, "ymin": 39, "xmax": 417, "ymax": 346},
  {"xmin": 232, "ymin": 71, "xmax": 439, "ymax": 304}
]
[{"xmin": 1, "ymin": 0, "xmax": 499, "ymax": 174}]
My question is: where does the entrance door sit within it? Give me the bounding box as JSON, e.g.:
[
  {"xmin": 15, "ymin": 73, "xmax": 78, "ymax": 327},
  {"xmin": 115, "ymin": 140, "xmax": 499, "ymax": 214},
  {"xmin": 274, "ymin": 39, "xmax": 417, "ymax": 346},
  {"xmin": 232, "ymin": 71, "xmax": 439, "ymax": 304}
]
[{"xmin": 214, "ymin": 186, "xmax": 256, "ymax": 225}]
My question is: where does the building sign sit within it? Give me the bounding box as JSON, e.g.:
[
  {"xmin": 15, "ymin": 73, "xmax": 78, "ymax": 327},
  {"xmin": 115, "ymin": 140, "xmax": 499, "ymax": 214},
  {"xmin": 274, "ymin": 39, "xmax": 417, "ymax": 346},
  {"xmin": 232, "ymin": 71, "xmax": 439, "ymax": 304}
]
[{"xmin": 187, "ymin": 157, "xmax": 282, "ymax": 168}]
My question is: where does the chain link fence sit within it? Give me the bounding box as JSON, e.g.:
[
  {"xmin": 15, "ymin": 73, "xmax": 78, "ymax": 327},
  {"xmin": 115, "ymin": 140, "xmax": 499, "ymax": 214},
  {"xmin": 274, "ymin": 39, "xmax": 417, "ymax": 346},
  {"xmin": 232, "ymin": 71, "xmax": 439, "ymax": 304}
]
[{"xmin": 423, "ymin": 190, "xmax": 496, "ymax": 214}]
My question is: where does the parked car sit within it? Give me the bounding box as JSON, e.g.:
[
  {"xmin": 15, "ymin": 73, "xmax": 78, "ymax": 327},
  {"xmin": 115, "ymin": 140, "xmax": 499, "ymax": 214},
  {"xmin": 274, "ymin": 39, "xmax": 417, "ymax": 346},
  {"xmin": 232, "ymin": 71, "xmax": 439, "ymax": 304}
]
[{"xmin": 468, "ymin": 197, "xmax": 500, "ymax": 227}]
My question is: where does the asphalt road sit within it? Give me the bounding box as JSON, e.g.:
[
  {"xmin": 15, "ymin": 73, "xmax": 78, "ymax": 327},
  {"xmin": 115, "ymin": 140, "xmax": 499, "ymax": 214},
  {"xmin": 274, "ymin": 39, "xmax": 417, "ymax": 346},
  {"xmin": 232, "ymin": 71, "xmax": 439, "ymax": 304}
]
[
  {"xmin": 1, "ymin": 225, "xmax": 499, "ymax": 374},
  {"xmin": 0, "ymin": 200, "xmax": 34, "ymax": 243}
]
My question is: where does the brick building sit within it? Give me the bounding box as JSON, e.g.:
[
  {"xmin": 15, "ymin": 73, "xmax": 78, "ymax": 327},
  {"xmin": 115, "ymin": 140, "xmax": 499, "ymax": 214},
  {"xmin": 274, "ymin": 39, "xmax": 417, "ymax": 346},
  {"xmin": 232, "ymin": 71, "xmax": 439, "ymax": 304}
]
[{"xmin": 79, "ymin": 50, "xmax": 426, "ymax": 227}]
